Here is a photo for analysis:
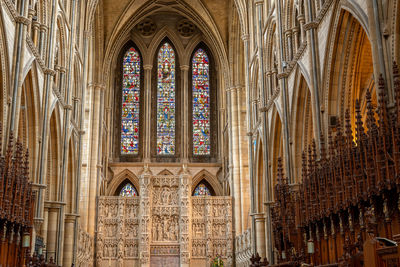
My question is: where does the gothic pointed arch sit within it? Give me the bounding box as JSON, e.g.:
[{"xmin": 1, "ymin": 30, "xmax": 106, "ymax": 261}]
[
  {"xmin": 325, "ymin": 9, "xmax": 375, "ymax": 132},
  {"xmin": 107, "ymin": 169, "xmax": 140, "ymax": 196},
  {"xmin": 114, "ymin": 41, "xmax": 144, "ymax": 162},
  {"xmin": 191, "ymin": 170, "xmax": 223, "ymax": 196},
  {"xmin": 151, "ymin": 38, "xmax": 181, "ymax": 161},
  {"xmin": 189, "ymin": 43, "xmax": 217, "ymax": 162}
]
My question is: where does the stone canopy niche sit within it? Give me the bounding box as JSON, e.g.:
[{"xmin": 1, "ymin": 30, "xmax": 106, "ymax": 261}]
[{"xmin": 96, "ymin": 172, "xmax": 233, "ymax": 267}]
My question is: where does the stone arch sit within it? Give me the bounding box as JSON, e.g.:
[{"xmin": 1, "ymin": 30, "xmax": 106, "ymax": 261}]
[
  {"xmin": 65, "ymin": 139, "xmax": 76, "ymax": 214},
  {"xmin": 46, "ymin": 108, "xmax": 62, "ymax": 201},
  {"xmin": 0, "ymin": 5, "xmax": 10, "ymax": 143},
  {"xmin": 107, "ymin": 169, "xmax": 140, "ymax": 196},
  {"xmin": 324, "ymin": 9, "xmax": 375, "ymax": 132},
  {"xmin": 147, "ymin": 27, "xmax": 185, "ymax": 67},
  {"xmin": 191, "ymin": 170, "xmax": 223, "ymax": 196},
  {"xmin": 254, "ymin": 135, "xmax": 264, "ymax": 212},
  {"xmin": 291, "ymin": 72, "xmax": 313, "ymax": 182},
  {"xmin": 19, "ymin": 70, "xmax": 39, "ymax": 180},
  {"xmin": 270, "ymin": 108, "xmax": 284, "ymax": 188}
]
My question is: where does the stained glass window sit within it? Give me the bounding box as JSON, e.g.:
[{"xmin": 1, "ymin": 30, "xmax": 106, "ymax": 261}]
[
  {"xmin": 119, "ymin": 183, "xmax": 138, "ymax": 197},
  {"xmin": 121, "ymin": 47, "xmax": 141, "ymax": 154},
  {"xmin": 192, "ymin": 49, "xmax": 210, "ymax": 155},
  {"xmin": 193, "ymin": 183, "xmax": 211, "ymax": 196},
  {"xmin": 157, "ymin": 43, "xmax": 176, "ymax": 155}
]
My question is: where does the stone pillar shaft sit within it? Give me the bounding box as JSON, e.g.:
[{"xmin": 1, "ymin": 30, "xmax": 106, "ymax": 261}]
[{"xmin": 143, "ymin": 65, "xmax": 152, "ymax": 160}]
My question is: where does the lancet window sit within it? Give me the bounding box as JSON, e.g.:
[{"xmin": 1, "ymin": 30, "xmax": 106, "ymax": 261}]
[
  {"xmin": 121, "ymin": 47, "xmax": 141, "ymax": 155},
  {"xmin": 156, "ymin": 42, "xmax": 176, "ymax": 155},
  {"xmin": 192, "ymin": 48, "xmax": 210, "ymax": 155}
]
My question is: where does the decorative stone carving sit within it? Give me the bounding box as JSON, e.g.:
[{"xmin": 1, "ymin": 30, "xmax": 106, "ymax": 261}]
[
  {"xmin": 136, "ymin": 18, "xmax": 156, "ymax": 36},
  {"xmin": 177, "ymin": 19, "xmax": 196, "ymax": 37},
  {"xmin": 77, "ymin": 228, "xmax": 94, "ymax": 267},
  {"xmin": 96, "ymin": 174, "xmax": 233, "ymax": 266}
]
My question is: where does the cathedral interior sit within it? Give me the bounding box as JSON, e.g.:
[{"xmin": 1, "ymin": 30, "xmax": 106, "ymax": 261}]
[{"xmin": 0, "ymin": 0, "xmax": 400, "ymax": 266}]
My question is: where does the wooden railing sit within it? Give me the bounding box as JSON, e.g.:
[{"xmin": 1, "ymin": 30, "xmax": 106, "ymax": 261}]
[
  {"xmin": 0, "ymin": 130, "xmax": 35, "ymax": 266},
  {"xmin": 271, "ymin": 63, "xmax": 400, "ymax": 266}
]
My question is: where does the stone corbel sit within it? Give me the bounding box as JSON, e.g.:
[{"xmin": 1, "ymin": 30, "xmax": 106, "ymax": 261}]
[
  {"xmin": 303, "ymin": 21, "xmax": 318, "ymax": 31},
  {"xmin": 277, "ymin": 72, "xmax": 288, "ymax": 79}
]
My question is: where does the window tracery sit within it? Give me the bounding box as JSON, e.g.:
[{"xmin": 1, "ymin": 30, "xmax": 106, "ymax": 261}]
[
  {"xmin": 119, "ymin": 183, "xmax": 138, "ymax": 197},
  {"xmin": 193, "ymin": 183, "xmax": 212, "ymax": 196}
]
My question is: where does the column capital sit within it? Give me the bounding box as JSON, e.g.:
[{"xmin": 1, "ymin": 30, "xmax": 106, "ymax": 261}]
[
  {"xmin": 284, "ymin": 29, "xmax": 293, "ymax": 35},
  {"xmin": 277, "ymin": 72, "xmax": 288, "ymax": 79},
  {"xmin": 16, "ymin": 16, "xmax": 31, "ymax": 25},
  {"xmin": 89, "ymin": 83, "xmax": 106, "ymax": 91},
  {"xmin": 40, "ymin": 24, "xmax": 49, "ymax": 32},
  {"xmin": 241, "ymin": 34, "xmax": 250, "ymax": 41},
  {"xmin": 32, "ymin": 21, "xmax": 40, "ymax": 29},
  {"xmin": 43, "ymin": 68, "xmax": 56, "ymax": 76},
  {"xmin": 143, "ymin": 64, "xmax": 152, "ymax": 70},
  {"xmin": 83, "ymin": 30, "xmax": 92, "ymax": 39},
  {"xmin": 254, "ymin": 0, "xmax": 264, "ymax": 6},
  {"xmin": 297, "ymin": 14, "xmax": 306, "ymax": 23},
  {"xmin": 28, "ymin": 8, "xmax": 36, "ymax": 17},
  {"xmin": 180, "ymin": 65, "xmax": 189, "ymax": 71}
]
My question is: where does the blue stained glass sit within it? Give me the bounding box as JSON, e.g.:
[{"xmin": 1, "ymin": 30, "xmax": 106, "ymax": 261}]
[
  {"xmin": 121, "ymin": 47, "xmax": 141, "ymax": 154},
  {"xmin": 193, "ymin": 183, "xmax": 211, "ymax": 196},
  {"xmin": 157, "ymin": 43, "xmax": 176, "ymax": 155},
  {"xmin": 192, "ymin": 49, "xmax": 210, "ymax": 155},
  {"xmin": 119, "ymin": 183, "xmax": 138, "ymax": 197}
]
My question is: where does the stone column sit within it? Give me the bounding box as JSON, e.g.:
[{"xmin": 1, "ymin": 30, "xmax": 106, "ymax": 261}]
[
  {"xmin": 179, "ymin": 167, "xmax": 191, "ymax": 266},
  {"xmin": 8, "ymin": 2, "xmax": 29, "ymax": 138},
  {"xmin": 46, "ymin": 208, "xmax": 58, "ymax": 260},
  {"xmin": 139, "ymin": 168, "xmax": 151, "ymax": 266},
  {"xmin": 304, "ymin": 0, "xmax": 322, "ymax": 151},
  {"xmin": 237, "ymin": 86, "xmax": 250, "ymax": 231},
  {"xmin": 31, "ymin": 21, "xmax": 40, "ymax": 46},
  {"xmin": 35, "ymin": 0, "xmax": 58, "ymax": 243},
  {"xmin": 143, "ymin": 65, "xmax": 152, "ymax": 160},
  {"xmin": 87, "ymin": 84, "xmax": 104, "ymax": 236},
  {"xmin": 254, "ymin": 213, "xmax": 266, "ymax": 258},
  {"xmin": 62, "ymin": 214, "xmax": 76, "ymax": 267},
  {"xmin": 285, "ymin": 30, "xmax": 293, "ymax": 60},
  {"xmin": 42, "ymin": 208, "xmax": 49, "ymax": 255},
  {"xmin": 297, "ymin": 14, "xmax": 306, "ymax": 45},
  {"xmin": 27, "ymin": 8, "xmax": 35, "ymax": 37},
  {"xmin": 292, "ymin": 26, "xmax": 300, "ymax": 54},
  {"xmin": 181, "ymin": 65, "xmax": 189, "ymax": 160},
  {"xmin": 228, "ymin": 87, "xmax": 242, "ymax": 235},
  {"xmin": 38, "ymin": 24, "xmax": 48, "ymax": 58},
  {"xmin": 255, "ymin": 0, "xmax": 274, "ymax": 261},
  {"xmin": 72, "ymin": 30, "xmax": 91, "ymax": 265},
  {"xmin": 57, "ymin": 1, "xmax": 77, "ymax": 261}
]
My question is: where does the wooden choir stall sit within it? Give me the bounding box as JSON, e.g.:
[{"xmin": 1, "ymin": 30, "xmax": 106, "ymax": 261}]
[
  {"xmin": 265, "ymin": 64, "xmax": 400, "ymax": 267},
  {"xmin": 0, "ymin": 130, "xmax": 35, "ymax": 267}
]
